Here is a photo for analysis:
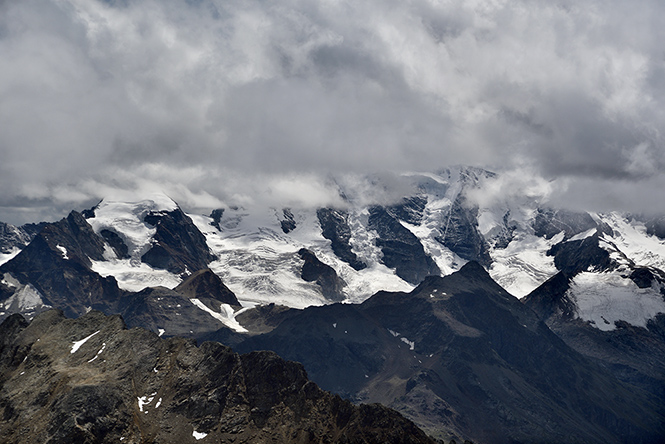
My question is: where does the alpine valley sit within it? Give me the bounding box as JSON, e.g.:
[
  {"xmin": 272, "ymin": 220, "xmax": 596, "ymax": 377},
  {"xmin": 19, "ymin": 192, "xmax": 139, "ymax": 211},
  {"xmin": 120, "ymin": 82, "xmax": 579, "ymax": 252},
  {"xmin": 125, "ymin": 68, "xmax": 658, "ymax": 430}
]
[{"xmin": 1, "ymin": 167, "xmax": 665, "ymax": 443}]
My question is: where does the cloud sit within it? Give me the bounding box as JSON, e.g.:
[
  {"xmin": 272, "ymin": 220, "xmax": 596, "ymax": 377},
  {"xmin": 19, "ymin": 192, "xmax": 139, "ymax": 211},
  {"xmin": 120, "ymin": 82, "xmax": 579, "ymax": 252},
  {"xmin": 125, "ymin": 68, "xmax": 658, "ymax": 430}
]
[{"xmin": 1, "ymin": 0, "xmax": 664, "ymax": 223}]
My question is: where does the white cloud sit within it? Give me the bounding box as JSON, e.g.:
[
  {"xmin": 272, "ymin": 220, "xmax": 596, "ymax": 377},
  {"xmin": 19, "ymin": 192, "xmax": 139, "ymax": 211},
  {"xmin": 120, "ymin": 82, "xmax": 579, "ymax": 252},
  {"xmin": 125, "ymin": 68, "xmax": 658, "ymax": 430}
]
[{"xmin": 1, "ymin": 0, "xmax": 664, "ymax": 223}]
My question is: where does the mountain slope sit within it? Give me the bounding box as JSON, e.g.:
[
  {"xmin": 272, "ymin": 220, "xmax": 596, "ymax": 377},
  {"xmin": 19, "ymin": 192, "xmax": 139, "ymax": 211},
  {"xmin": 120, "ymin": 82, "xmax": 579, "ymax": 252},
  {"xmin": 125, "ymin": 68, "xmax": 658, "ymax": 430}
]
[
  {"xmin": 0, "ymin": 309, "xmax": 435, "ymax": 444},
  {"xmin": 227, "ymin": 262, "xmax": 665, "ymax": 443}
]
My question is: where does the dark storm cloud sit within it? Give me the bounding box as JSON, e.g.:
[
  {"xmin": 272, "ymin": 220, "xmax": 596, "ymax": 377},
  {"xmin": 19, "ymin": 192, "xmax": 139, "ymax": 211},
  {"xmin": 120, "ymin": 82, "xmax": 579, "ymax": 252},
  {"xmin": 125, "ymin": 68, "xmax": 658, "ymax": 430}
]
[{"xmin": 1, "ymin": 0, "xmax": 664, "ymax": 223}]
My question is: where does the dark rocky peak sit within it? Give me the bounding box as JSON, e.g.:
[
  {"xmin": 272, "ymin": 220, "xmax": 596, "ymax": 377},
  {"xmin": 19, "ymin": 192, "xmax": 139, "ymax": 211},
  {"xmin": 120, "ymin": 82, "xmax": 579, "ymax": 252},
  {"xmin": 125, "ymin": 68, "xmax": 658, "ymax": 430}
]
[
  {"xmin": 27, "ymin": 211, "xmax": 108, "ymax": 268},
  {"xmin": 209, "ymin": 208, "xmax": 224, "ymax": 230},
  {"xmin": 279, "ymin": 208, "xmax": 297, "ymax": 233},
  {"xmin": 1, "ymin": 211, "xmax": 107, "ymax": 272},
  {"xmin": 524, "ymin": 268, "xmax": 665, "ymax": 411},
  {"xmin": 368, "ymin": 206, "xmax": 440, "ymax": 284},
  {"xmin": 381, "ymin": 261, "xmax": 539, "ymax": 333},
  {"xmin": 141, "ymin": 207, "xmax": 217, "ymax": 276},
  {"xmin": 522, "ymin": 272, "xmax": 576, "ymax": 322},
  {"xmin": 99, "ymin": 229, "xmax": 129, "ymax": 259},
  {"xmin": 629, "ymin": 266, "xmax": 665, "ymax": 289},
  {"xmin": 533, "ymin": 208, "xmax": 599, "ymax": 240},
  {"xmin": 410, "ymin": 260, "xmax": 503, "ymax": 302},
  {"xmin": 316, "ymin": 207, "xmax": 367, "ymax": 271},
  {"xmin": 0, "ymin": 212, "xmax": 122, "ymax": 319},
  {"xmin": 297, "ymin": 248, "xmax": 346, "ymax": 302},
  {"xmin": 175, "ymin": 268, "xmax": 240, "ymax": 306},
  {"xmin": 0, "ymin": 310, "xmax": 435, "ymax": 444},
  {"xmin": 547, "ymin": 233, "xmax": 615, "ymax": 277},
  {"xmin": 232, "ymin": 259, "xmax": 665, "ymax": 443},
  {"xmin": 434, "ymin": 193, "xmax": 492, "ymax": 268},
  {"xmin": 80, "ymin": 199, "xmax": 102, "ymax": 219}
]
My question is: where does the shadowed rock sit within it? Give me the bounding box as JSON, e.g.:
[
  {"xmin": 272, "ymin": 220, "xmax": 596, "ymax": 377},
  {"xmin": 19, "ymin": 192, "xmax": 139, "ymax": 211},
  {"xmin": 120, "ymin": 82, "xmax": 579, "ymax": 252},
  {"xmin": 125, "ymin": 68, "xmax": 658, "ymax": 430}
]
[{"xmin": 0, "ymin": 310, "xmax": 435, "ymax": 444}]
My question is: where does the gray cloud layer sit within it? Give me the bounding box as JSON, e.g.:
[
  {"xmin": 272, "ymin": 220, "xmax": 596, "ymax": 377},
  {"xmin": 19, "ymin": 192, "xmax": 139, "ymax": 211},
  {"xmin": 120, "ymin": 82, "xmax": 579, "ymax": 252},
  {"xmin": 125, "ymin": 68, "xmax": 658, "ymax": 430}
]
[{"xmin": 1, "ymin": 0, "xmax": 664, "ymax": 223}]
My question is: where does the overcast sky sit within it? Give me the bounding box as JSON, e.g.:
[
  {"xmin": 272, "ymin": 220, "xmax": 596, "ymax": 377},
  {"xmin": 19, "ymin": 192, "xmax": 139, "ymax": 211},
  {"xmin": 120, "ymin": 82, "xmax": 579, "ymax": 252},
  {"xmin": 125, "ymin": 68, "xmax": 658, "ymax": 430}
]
[{"xmin": 1, "ymin": 0, "xmax": 664, "ymax": 224}]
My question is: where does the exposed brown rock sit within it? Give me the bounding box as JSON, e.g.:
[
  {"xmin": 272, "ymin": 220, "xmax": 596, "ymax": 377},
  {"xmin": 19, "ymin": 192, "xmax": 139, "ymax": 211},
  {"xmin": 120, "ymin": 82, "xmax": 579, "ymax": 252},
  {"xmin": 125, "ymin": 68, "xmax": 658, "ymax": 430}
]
[{"xmin": 0, "ymin": 310, "xmax": 435, "ymax": 444}]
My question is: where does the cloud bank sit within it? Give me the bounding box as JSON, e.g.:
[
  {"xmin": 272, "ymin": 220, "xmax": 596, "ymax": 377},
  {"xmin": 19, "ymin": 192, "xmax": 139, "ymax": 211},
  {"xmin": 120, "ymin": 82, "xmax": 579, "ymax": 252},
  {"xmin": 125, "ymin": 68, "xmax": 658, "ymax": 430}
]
[{"xmin": 1, "ymin": 0, "xmax": 664, "ymax": 223}]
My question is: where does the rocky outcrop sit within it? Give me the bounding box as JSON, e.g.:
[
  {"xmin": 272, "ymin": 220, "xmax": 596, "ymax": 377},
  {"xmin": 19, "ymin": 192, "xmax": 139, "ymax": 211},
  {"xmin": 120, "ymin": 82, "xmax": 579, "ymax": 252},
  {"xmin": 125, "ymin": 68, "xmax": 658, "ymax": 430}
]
[
  {"xmin": 141, "ymin": 207, "xmax": 217, "ymax": 276},
  {"xmin": 0, "ymin": 310, "xmax": 435, "ymax": 444},
  {"xmin": 317, "ymin": 208, "xmax": 367, "ymax": 271},
  {"xmin": 547, "ymin": 233, "xmax": 614, "ymax": 277},
  {"xmin": 434, "ymin": 195, "xmax": 491, "ymax": 268},
  {"xmin": 279, "ymin": 208, "xmax": 297, "ymax": 234},
  {"xmin": 298, "ymin": 248, "xmax": 346, "ymax": 302},
  {"xmin": 99, "ymin": 229, "xmax": 130, "ymax": 259},
  {"xmin": 385, "ymin": 196, "xmax": 428, "ymax": 225},
  {"xmin": 368, "ymin": 206, "xmax": 439, "ymax": 285},
  {"xmin": 522, "ymin": 271, "xmax": 576, "ymax": 321},
  {"xmin": 175, "ymin": 268, "xmax": 240, "ymax": 307},
  {"xmin": 209, "ymin": 208, "xmax": 225, "ymax": 231}
]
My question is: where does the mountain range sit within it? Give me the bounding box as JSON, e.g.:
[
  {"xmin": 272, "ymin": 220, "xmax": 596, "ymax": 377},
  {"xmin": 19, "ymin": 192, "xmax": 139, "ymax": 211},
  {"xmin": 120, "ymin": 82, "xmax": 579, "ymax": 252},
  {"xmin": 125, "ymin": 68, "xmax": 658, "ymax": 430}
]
[{"xmin": 1, "ymin": 167, "xmax": 664, "ymax": 443}]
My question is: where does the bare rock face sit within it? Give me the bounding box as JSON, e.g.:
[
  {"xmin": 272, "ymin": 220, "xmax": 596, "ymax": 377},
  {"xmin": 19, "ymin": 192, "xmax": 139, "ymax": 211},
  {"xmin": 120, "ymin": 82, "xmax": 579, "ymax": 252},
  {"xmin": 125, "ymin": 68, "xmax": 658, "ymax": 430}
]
[
  {"xmin": 0, "ymin": 212, "xmax": 123, "ymax": 319},
  {"xmin": 368, "ymin": 206, "xmax": 440, "ymax": 285},
  {"xmin": 279, "ymin": 208, "xmax": 297, "ymax": 234},
  {"xmin": 141, "ymin": 207, "xmax": 217, "ymax": 276},
  {"xmin": 0, "ymin": 310, "xmax": 435, "ymax": 444},
  {"xmin": 432, "ymin": 195, "xmax": 491, "ymax": 268},
  {"xmin": 175, "ymin": 268, "xmax": 240, "ymax": 307},
  {"xmin": 546, "ymin": 233, "xmax": 615, "ymax": 277},
  {"xmin": 0, "ymin": 222, "xmax": 36, "ymax": 254},
  {"xmin": 232, "ymin": 263, "xmax": 665, "ymax": 444},
  {"xmin": 316, "ymin": 208, "xmax": 367, "ymax": 271},
  {"xmin": 298, "ymin": 248, "xmax": 346, "ymax": 302}
]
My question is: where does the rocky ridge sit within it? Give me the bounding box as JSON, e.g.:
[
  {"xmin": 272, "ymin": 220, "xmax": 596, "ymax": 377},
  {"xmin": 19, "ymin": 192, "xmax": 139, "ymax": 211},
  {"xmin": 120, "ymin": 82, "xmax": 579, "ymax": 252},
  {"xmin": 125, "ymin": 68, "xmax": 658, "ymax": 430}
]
[
  {"xmin": 213, "ymin": 262, "xmax": 665, "ymax": 443},
  {"xmin": 0, "ymin": 309, "xmax": 436, "ymax": 444}
]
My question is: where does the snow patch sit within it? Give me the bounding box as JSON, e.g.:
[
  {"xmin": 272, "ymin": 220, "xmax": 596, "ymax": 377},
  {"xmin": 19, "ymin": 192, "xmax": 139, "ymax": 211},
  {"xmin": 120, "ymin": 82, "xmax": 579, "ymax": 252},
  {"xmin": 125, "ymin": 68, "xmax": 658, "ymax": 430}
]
[
  {"xmin": 489, "ymin": 232, "xmax": 560, "ymax": 298},
  {"xmin": 190, "ymin": 298, "xmax": 248, "ymax": 333},
  {"xmin": 400, "ymin": 337, "xmax": 415, "ymax": 350},
  {"xmin": 569, "ymin": 228, "xmax": 597, "ymax": 242},
  {"xmin": 567, "ymin": 271, "xmax": 665, "ymax": 331},
  {"xmin": 56, "ymin": 245, "xmax": 69, "ymax": 259},
  {"xmin": 71, "ymin": 331, "xmax": 100, "ymax": 354},
  {"xmin": 192, "ymin": 431, "xmax": 207, "ymax": 440},
  {"xmin": 87, "ymin": 343, "xmax": 106, "ymax": 363},
  {"xmin": 137, "ymin": 393, "xmax": 156, "ymax": 413},
  {"xmin": 90, "ymin": 258, "xmax": 181, "ymax": 291},
  {"xmin": 0, "ymin": 247, "xmax": 21, "ymax": 267}
]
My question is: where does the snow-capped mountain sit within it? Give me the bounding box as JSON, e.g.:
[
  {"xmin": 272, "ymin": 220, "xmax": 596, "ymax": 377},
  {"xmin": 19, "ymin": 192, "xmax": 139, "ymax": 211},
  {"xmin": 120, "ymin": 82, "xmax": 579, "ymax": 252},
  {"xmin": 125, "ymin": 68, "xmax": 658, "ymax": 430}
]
[
  {"xmin": 1, "ymin": 166, "xmax": 665, "ymax": 442},
  {"xmin": 2, "ymin": 166, "xmax": 665, "ymax": 334}
]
